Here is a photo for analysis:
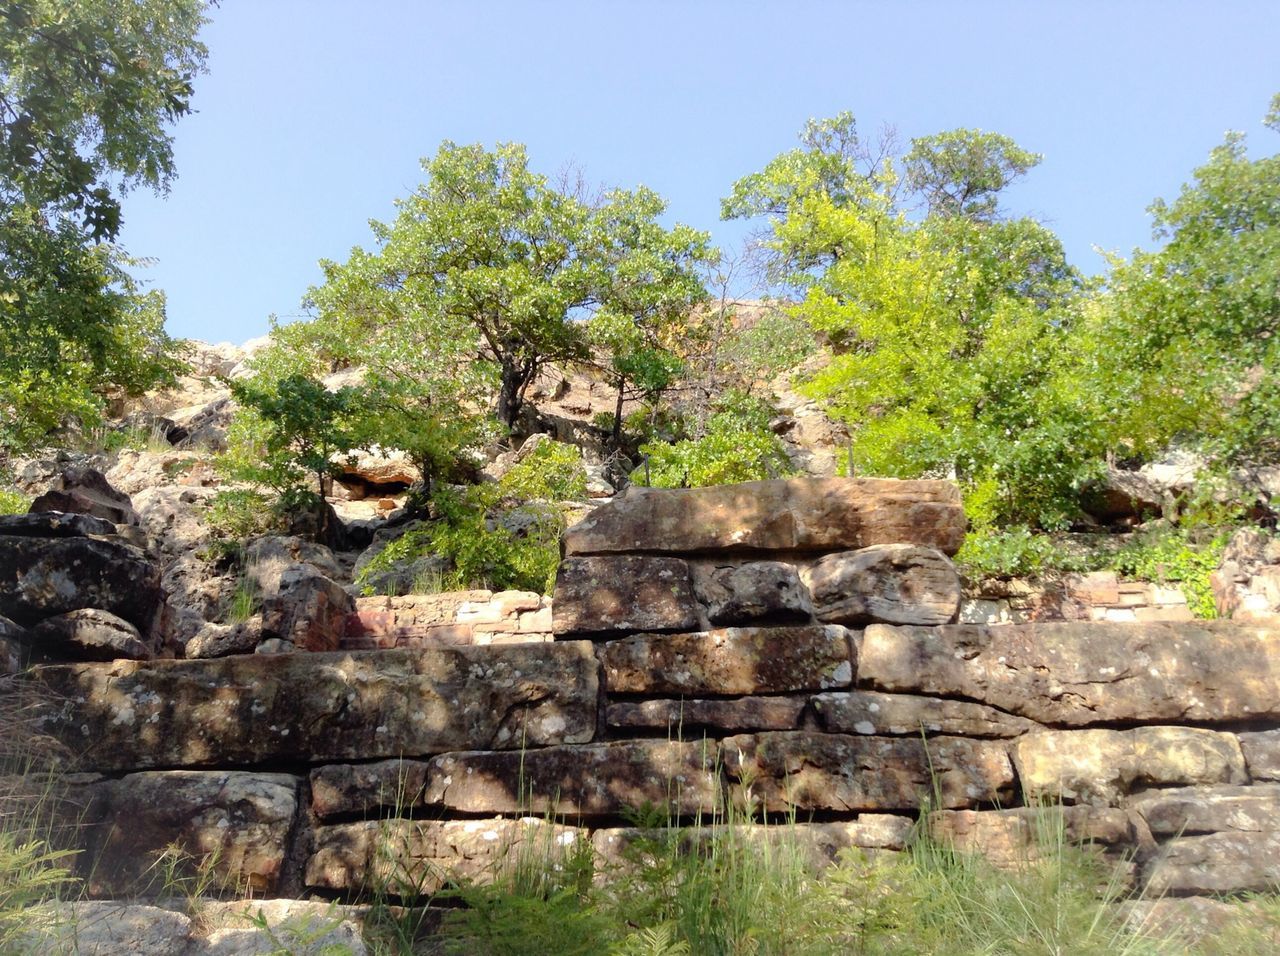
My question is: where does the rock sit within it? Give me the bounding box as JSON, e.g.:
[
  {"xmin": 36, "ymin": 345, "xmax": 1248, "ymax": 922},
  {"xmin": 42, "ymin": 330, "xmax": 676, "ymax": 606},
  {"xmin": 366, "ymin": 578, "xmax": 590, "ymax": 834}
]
[
  {"xmin": 1083, "ymin": 466, "xmax": 1166, "ymax": 524},
  {"xmin": 30, "ymin": 608, "xmax": 151, "ymax": 662},
  {"xmin": 337, "ymin": 445, "xmax": 418, "ymax": 488},
  {"xmin": 1239, "ymin": 729, "xmax": 1280, "ymax": 780},
  {"xmin": 197, "ymin": 899, "xmax": 368, "ymax": 955},
  {"xmin": 260, "ymin": 565, "xmax": 353, "ymax": 652},
  {"xmin": 602, "ymin": 625, "xmax": 853, "ymax": 696},
  {"xmin": 552, "ymin": 555, "xmax": 698, "ymax": 636},
  {"xmin": 184, "ymin": 617, "xmax": 262, "ymax": 659},
  {"xmin": 306, "ymin": 817, "xmax": 584, "ymax": 895},
  {"xmin": 1012, "ymin": 727, "xmax": 1248, "ymax": 805},
  {"xmin": 170, "ymin": 396, "xmax": 235, "ymax": 452},
  {"xmin": 694, "ymin": 561, "xmax": 810, "ymax": 626},
  {"xmin": 0, "ymin": 511, "xmax": 116, "ymax": 538},
  {"xmin": 29, "ymin": 465, "xmax": 137, "ymax": 525},
  {"xmin": 563, "ymin": 477, "xmax": 966, "ymax": 556},
  {"xmin": 254, "ymin": 637, "xmax": 295, "ymax": 654},
  {"xmin": 1127, "ymin": 783, "xmax": 1280, "ymax": 836},
  {"xmin": 425, "ymin": 740, "xmax": 720, "ymax": 817},
  {"xmin": 584, "ymin": 464, "xmax": 615, "ymax": 498},
  {"xmin": 1, "ymin": 615, "xmax": 23, "ymax": 674},
  {"xmin": 77, "ymin": 770, "xmax": 299, "ymax": 896},
  {"xmin": 32, "ymin": 642, "xmax": 599, "ymax": 771},
  {"xmin": 1212, "ymin": 526, "xmax": 1280, "ymax": 620},
  {"xmin": 1144, "ymin": 830, "xmax": 1280, "ymax": 896},
  {"xmin": 311, "ymin": 759, "xmax": 431, "ymax": 820},
  {"xmin": 131, "ymin": 485, "xmax": 217, "ymax": 558},
  {"xmin": 104, "ymin": 449, "xmax": 213, "ymax": 496},
  {"xmin": 927, "ymin": 805, "xmax": 1150, "ymax": 867},
  {"xmin": 607, "ymin": 696, "xmax": 807, "ymax": 732},
  {"xmin": 244, "ymin": 535, "xmax": 340, "ymax": 592},
  {"xmin": 0, "ymin": 533, "xmax": 163, "ymax": 632},
  {"xmin": 811, "ymin": 691, "xmax": 1040, "ymax": 738},
  {"xmin": 18, "ymin": 901, "xmax": 193, "ymax": 955},
  {"xmin": 721, "ymin": 732, "xmax": 1014, "ymax": 812},
  {"xmin": 162, "ymin": 551, "xmax": 236, "ymax": 624},
  {"xmin": 803, "ymin": 545, "xmax": 961, "ymax": 626},
  {"xmin": 859, "ymin": 621, "xmax": 1280, "ymax": 725},
  {"xmin": 1125, "ymin": 897, "xmax": 1280, "ymax": 947}
]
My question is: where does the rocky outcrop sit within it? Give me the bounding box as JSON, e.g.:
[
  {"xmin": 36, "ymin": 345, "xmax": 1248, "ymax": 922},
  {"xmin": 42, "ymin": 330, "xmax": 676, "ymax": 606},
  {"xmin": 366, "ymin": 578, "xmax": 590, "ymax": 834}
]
[
  {"xmin": 563, "ymin": 477, "xmax": 965, "ymax": 556},
  {"xmin": 28, "ymin": 465, "xmax": 137, "ymax": 526},
  {"xmin": 1212, "ymin": 526, "xmax": 1280, "ymax": 621}
]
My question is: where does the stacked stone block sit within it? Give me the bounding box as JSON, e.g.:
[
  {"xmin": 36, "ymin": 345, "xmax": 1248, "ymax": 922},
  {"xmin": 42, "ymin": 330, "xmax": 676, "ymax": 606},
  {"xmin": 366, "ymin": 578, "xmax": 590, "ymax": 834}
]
[
  {"xmin": 21, "ymin": 478, "xmax": 1280, "ymax": 909},
  {"xmin": 342, "ymin": 590, "xmax": 553, "ymax": 649}
]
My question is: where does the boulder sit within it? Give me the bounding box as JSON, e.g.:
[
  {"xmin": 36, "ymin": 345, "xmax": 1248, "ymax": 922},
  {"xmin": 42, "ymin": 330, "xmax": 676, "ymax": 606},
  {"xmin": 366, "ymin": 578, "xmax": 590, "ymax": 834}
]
[
  {"xmin": 563, "ymin": 477, "xmax": 965, "ymax": 556},
  {"xmin": 169, "ymin": 395, "xmax": 236, "ymax": 452},
  {"xmin": 32, "ymin": 642, "xmax": 599, "ymax": 771},
  {"xmin": 1127, "ymin": 783, "xmax": 1280, "ymax": 836},
  {"xmin": 260, "ymin": 565, "xmax": 353, "ymax": 652},
  {"xmin": 30, "ymin": 608, "xmax": 151, "ymax": 662},
  {"xmin": 1144, "ymin": 830, "xmax": 1280, "ymax": 896},
  {"xmin": 859, "ymin": 621, "xmax": 1280, "ymax": 726},
  {"xmin": 1012, "ymin": 727, "xmax": 1247, "ymax": 805},
  {"xmin": 1212, "ymin": 526, "xmax": 1280, "ymax": 621},
  {"xmin": 721, "ymin": 732, "xmax": 1015, "ymax": 813},
  {"xmin": 18, "ymin": 902, "xmax": 194, "ymax": 956},
  {"xmin": 244, "ymin": 535, "xmax": 340, "ymax": 592},
  {"xmin": 1125, "ymin": 897, "xmax": 1280, "ymax": 949},
  {"xmin": 1082, "ymin": 466, "xmax": 1166, "ymax": 524},
  {"xmin": 310, "ymin": 759, "xmax": 431, "ymax": 820},
  {"xmin": 76, "ymin": 770, "xmax": 299, "ymax": 897},
  {"xmin": 336, "ymin": 445, "xmax": 418, "ymax": 489},
  {"xmin": 104, "ymin": 449, "xmax": 213, "ymax": 496},
  {"xmin": 424, "ymin": 740, "xmax": 720, "ymax": 817},
  {"xmin": 927, "ymin": 806, "xmax": 1150, "ymax": 868},
  {"xmin": 197, "ymin": 899, "xmax": 368, "ymax": 955},
  {"xmin": 694, "ymin": 561, "xmax": 811, "ymax": 626},
  {"xmin": 0, "ymin": 533, "xmax": 163, "ymax": 632},
  {"xmin": 306, "ymin": 817, "xmax": 583, "ymax": 896},
  {"xmin": 1, "ymin": 613, "xmax": 25, "ymax": 674},
  {"xmin": 1239, "ymin": 729, "xmax": 1280, "ymax": 780},
  {"xmin": 607, "ymin": 696, "xmax": 807, "ymax": 732},
  {"xmin": 553, "ymin": 555, "xmax": 699, "ymax": 636},
  {"xmin": 184, "ymin": 617, "xmax": 262, "ymax": 659},
  {"xmin": 131, "ymin": 485, "xmax": 217, "ymax": 558},
  {"xmin": 29, "ymin": 465, "xmax": 137, "ymax": 525},
  {"xmin": 602, "ymin": 625, "xmax": 853, "ymax": 696},
  {"xmin": 802, "ymin": 545, "xmax": 961, "ymax": 626},
  {"xmin": 811, "ymin": 691, "xmax": 1040, "ymax": 738},
  {"xmin": 0, "ymin": 511, "xmax": 116, "ymax": 538}
]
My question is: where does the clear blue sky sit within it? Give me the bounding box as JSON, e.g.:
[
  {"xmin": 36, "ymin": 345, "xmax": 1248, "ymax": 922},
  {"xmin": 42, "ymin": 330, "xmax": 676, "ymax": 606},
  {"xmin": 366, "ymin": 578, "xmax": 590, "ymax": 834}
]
[{"xmin": 118, "ymin": 1, "xmax": 1280, "ymax": 344}]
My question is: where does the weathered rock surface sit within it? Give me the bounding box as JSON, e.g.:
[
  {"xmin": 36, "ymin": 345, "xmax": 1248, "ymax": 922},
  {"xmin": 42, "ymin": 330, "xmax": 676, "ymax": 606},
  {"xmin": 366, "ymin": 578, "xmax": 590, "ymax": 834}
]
[
  {"xmin": 78, "ymin": 770, "xmax": 299, "ymax": 896},
  {"xmin": 552, "ymin": 555, "xmax": 698, "ymax": 635},
  {"xmin": 306, "ymin": 818, "xmax": 582, "ymax": 895},
  {"xmin": 244, "ymin": 535, "xmax": 341, "ymax": 592},
  {"xmin": 602, "ymin": 625, "xmax": 853, "ymax": 696},
  {"xmin": 30, "ymin": 608, "xmax": 151, "ymax": 662},
  {"xmin": 32, "ymin": 643, "xmax": 599, "ymax": 771},
  {"xmin": 2, "ymin": 613, "xmax": 27, "ymax": 674},
  {"xmin": 860, "ymin": 621, "xmax": 1280, "ymax": 725},
  {"xmin": 1238, "ymin": 729, "xmax": 1280, "ymax": 781},
  {"xmin": 18, "ymin": 901, "xmax": 194, "ymax": 955},
  {"xmin": 812, "ymin": 691, "xmax": 1040, "ymax": 738},
  {"xmin": 184, "ymin": 617, "xmax": 262, "ymax": 659},
  {"xmin": 131, "ymin": 484, "xmax": 217, "ymax": 558},
  {"xmin": 607, "ymin": 696, "xmax": 807, "ymax": 731},
  {"xmin": 927, "ymin": 805, "xmax": 1151, "ymax": 867},
  {"xmin": 0, "ymin": 511, "xmax": 116, "ymax": 538},
  {"xmin": 1125, "ymin": 896, "xmax": 1280, "ymax": 947},
  {"xmin": 260, "ymin": 565, "xmax": 352, "ymax": 652},
  {"xmin": 29, "ymin": 465, "xmax": 137, "ymax": 525},
  {"xmin": 721, "ymin": 732, "xmax": 1014, "ymax": 812},
  {"xmin": 803, "ymin": 545, "xmax": 960, "ymax": 626},
  {"xmin": 1127, "ymin": 783, "xmax": 1280, "ymax": 836},
  {"xmin": 1212, "ymin": 526, "xmax": 1280, "ymax": 621},
  {"xmin": 1144, "ymin": 830, "xmax": 1280, "ymax": 895},
  {"xmin": 0, "ymin": 534, "xmax": 163, "ymax": 631},
  {"xmin": 1012, "ymin": 727, "xmax": 1248, "ymax": 805},
  {"xmin": 693, "ymin": 561, "xmax": 810, "ymax": 626},
  {"xmin": 424, "ymin": 741, "xmax": 720, "ymax": 817},
  {"xmin": 197, "ymin": 899, "xmax": 368, "ymax": 955},
  {"xmin": 310, "ymin": 759, "xmax": 431, "ymax": 820},
  {"xmin": 564, "ymin": 477, "xmax": 966, "ymax": 556}
]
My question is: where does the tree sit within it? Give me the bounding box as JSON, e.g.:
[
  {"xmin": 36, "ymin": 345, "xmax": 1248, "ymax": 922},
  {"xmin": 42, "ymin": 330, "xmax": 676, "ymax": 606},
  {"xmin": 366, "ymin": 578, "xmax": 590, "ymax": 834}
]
[
  {"xmin": 0, "ymin": 1, "xmax": 207, "ymax": 459},
  {"xmin": 903, "ymin": 130, "xmax": 1041, "ymax": 221},
  {"xmin": 586, "ymin": 186, "xmax": 712, "ymax": 447}
]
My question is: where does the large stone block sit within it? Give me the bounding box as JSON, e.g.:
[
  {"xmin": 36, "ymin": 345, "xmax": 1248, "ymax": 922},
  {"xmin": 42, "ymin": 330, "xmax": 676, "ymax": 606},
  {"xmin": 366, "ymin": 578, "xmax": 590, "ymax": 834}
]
[
  {"xmin": 927, "ymin": 805, "xmax": 1151, "ymax": 867},
  {"xmin": 563, "ymin": 477, "xmax": 965, "ymax": 556},
  {"xmin": 306, "ymin": 818, "xmax": 584, "ymax": 895},
  {"xmin": 804, "ymin": 545, "xmax": 960, "ymax": 626},
  {"xmin": 1238, "ymin": 729, "xmax": 1280, "ymax": 781},
  {"xmin": 0, "ymin": 534, "xmax": 162, "ymax": 631},
  {"xmin": 721, "ymin": 732, "xmax": 1014, "ymax": 812},
  {"xmin": 1127, "ymin": 783, "xmax": 1280, "ymax": 836},
  {"xmin": 1144, "ymin": 830, "xmax": 1280, "ymax": 896},
  {"xmin": 552, "ymin": 555, "xmax": 698, "ymax": 636},
  {"xmin": 1012, "ymin": 727, "xmax": 1248, "ymax": 805},
  {"xmin": 859, "ymin": 621, "xmax": 1280, "ymax": 725},
  {"xmin": 31, "ymin": 642, "xmax": 599, "ymax": 771},
  {"xmin": 30, "ymin": 608, "xmax": 151, "ymax": 662},
  {"xmin": 811, "ymin": 691, "xmax": 1040, "ymax": 738},
  {"xmin": 693, "ymin": 561, "xmax": 811, "ymax": 626},
  {"xmin": 602, "ymin": 625, "xmax": 852, "ymax": 696},
  {"xmin": 607, "ymin": 696, "xmax": 807, "ymax": 732},
  {"xmin": 424, "ymin": 741, "xmax": 720, "ymax": 817},
  {"xmin": 310, "ymin": 759, "xmax": 431, "ymax": 820},
  {"xmin": 76, "ymin": 771, "xmax": 299, "ymax": 897}
]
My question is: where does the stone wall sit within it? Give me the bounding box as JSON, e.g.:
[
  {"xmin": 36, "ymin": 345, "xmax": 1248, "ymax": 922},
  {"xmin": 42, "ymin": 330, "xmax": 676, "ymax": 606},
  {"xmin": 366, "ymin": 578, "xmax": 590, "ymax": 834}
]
[
  {"xmin": 342, "ymin": 590, "xmax": 553, "ymax": 649},
  {"xmin": 961, "ymin": 571, "xmax": 1195, "ymax": 625},
  {"xmin": 20, "ymin": 478, "xmax": 1280, "ymax": 912}
]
